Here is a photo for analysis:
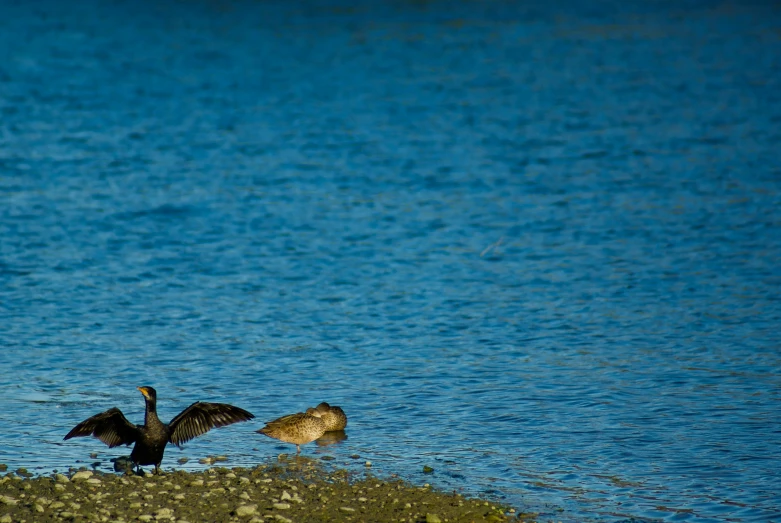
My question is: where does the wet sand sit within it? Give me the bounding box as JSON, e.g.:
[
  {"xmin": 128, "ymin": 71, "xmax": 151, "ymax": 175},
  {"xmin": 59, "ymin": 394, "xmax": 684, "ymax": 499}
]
[{"xmin": 0, "ymin": 460, "xmax": 527, "ymax": 522}]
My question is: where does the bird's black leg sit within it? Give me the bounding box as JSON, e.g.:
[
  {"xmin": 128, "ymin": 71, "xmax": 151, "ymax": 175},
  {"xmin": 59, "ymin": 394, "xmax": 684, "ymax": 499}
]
[{"xmin": 154, "ymin": 463, "xmax": 161, "ymax": 475}]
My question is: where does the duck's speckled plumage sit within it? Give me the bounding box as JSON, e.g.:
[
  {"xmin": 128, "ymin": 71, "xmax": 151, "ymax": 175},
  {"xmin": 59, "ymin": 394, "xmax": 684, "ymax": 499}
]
[
  {"xmin": 257, "ymin": 408, "xmax": 326, "ymax": 454},
  {"xmin": 315, "ymin": 402, "xmax": 348, "ymax": 432}
]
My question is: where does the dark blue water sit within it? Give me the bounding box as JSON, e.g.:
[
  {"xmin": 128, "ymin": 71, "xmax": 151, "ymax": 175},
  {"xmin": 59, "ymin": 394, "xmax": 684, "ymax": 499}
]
[{"xmin": 1, "ymin": 1, "xmax": 780, "ymax": 521}]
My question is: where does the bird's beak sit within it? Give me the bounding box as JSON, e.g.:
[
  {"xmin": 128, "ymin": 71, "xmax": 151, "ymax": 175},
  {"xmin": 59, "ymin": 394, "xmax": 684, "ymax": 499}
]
[{"xmin": 137, "ymin": 387, "xmax": 150, "ymax": 399}]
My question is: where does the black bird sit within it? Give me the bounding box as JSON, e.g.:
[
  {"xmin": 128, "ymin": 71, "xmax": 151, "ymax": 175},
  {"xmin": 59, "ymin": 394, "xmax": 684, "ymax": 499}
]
[{"xmin": 64, "ymin": 386, "xmax": 254, "ymax": 474}]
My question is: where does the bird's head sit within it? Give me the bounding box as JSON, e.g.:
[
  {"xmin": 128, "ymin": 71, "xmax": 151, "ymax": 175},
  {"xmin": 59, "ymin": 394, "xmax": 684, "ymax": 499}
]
[{"xmin": 137, "ymin": 386, "xmax": 158, "ymax": 402}]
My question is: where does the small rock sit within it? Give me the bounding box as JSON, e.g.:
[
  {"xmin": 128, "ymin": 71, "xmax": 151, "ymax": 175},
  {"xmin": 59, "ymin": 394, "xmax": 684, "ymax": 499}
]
[
  {"xmin": 71, "ymin": 470, "xmax": 93, "ymax": 481},
  {"xmin": 138, "ymin": 516, "xmax": 153, "ymax": 522},
  {"xmin": 156, "ymin": 507, "xmax": 174, "ymax": 519},
  {"xmin": 365, "ymin": 461, "xmax": 372, "ymax": 467},
  {"xmin": 130, "ymin": 502, "xmax": 142, "ymax": 509},
  {"xmin": 239, "ymin": 477, "xmax": 250, "ymax": 484},
  {"xmin": 225, "ymin": 473, "xmax": 236, "ymax": 479},
  {"xmin": 426, "ymin": 514, "xmax": 442, "ymax": 523},
  {"xmin": 55, "ymin": 473, "xmax": 70, "ymax": 483},
  {"xmin": 50, "ymin": 502, "xmax": 65, "ymax": 510},
  {"xmin": 0, "ymin": 496, "xmax": 17, "ymax": 506},
  {"xmin": 87, "ymin": 478, "xmax": 102, "ymax": 486},
  {"xmin": 239, "ymin": 492, "xmax": 250, "ymax": 501},
  {"xmin": 0, "ymin": 515, "xmax": 11, "ymax": 523},
  {"xmin": 273, "ymin": 503, "xmax": 290, "ymax": 510},
  {"xmin": 177, "ymin": 457, "xmax": 189, "ymax": 464},
  {"xmin": 423, "ymin": 465, "xmax": 434, "ymax": 474},
  {"xmin": 190, "ymin": 479, "xmax": 204, "ymax": 487},
  {"xmin": 34, "ymin": 504, "xmax": 44, "ymax": 513},
  {"xmin": 54, "ymin": 484, "xmax": 65, "ymax": 492},
  {"xmin": 60, "ymin": 512, "xmax": 73, "ymax": 518},
  {"xmin": 280, "ymin": 491, "xmax": 291, "ymax": 500},
  {"xmin": 274, "ymin": 516, "xmax": 292, "ymax": 523},
  {"xmin": 234, "ymin": 504, "xmax": 257, "ymax": 517},
  {"xmin": 113, "ymin": 456, "xmax": 134, "ymax": 473},
  {"xmin": 0, "ymin": 464, "xmax": 7, "ymax": 471},
  {"xmin": 340, "ymin": 507, "xmax": 356, "ymax": 512}
]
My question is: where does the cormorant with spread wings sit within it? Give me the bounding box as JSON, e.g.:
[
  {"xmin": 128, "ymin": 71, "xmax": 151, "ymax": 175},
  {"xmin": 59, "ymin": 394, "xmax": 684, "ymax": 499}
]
[{"xmin": 64, "ymin": 386, "xmax": 254, "ymax": 474}]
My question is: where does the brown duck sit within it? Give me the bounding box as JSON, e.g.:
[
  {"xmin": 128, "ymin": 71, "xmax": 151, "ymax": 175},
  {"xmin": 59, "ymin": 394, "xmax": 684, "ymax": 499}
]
[
  {"xmin": 314, "ymin": 402, "xmax": 348, "ymax": 431},
  {"xmin": 257, "ymin": 407, "xmax": 326, "ymax": 454}
]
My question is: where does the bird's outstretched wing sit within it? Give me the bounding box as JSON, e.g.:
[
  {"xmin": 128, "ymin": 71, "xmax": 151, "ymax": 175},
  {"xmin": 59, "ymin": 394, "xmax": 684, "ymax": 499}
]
[
  {"xmin": 168, "ymin": 402, "xmax": 254, "ymax": 447},
  {"xmin": 63, "ymin": 407, "xmax": 139, "ymax": 448}
]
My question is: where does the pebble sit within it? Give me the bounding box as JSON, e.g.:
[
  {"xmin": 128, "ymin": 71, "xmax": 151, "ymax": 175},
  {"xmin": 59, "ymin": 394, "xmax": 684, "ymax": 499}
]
[
  {"xmin": 138, "ymin": 515, "xmax": 153, "ymax": 522},
  {"xmin": 55, "ymin": 474, "xmax": 70, "ymax": 483},
  {"xmin": 87, "ymin": 478, "xmax": 102, "ymax": 486},
  {"xmin": 426, "ymin": 514, "xmax": 442, "ymax": 523},
  {"xmin": 0, "ymin": 496, "xmax": 17, "ymax": 506},
  {"xmin": 0, "ymin": 515, "xmax": 11, "ymax": 523},
  {"xmin": 234, "ymin": 504, "xmax": 257, "ymax": 517},
  {"xmin": 340, "ymin": 506, "xmax": 356, "ymax": 512},
  {"xmin": 280, "ymin": 491, "xmax": 291, "ymax": 500},
  {"xmin": 273, "ymin": 502, "xmax": 290, "ymax": 509},
  {"xmin": 71, "ymin": 471, "xmax": 93, "ymax": 481}
]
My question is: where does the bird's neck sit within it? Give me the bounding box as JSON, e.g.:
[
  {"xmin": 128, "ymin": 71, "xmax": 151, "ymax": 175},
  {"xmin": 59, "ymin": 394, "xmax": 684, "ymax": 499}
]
[{"xmin": 144, "ymin": 400, "xmax": 161, "ymax": 427}]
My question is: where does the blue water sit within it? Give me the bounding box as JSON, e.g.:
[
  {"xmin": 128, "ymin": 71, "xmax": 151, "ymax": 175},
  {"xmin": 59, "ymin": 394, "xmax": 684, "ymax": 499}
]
[{"xmin": 1, "ymin": 0, "xmax": 780, "ymax": 521}]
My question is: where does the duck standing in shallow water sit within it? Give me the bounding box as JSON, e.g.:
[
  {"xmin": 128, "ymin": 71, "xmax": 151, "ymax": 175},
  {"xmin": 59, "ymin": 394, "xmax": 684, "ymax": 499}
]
[
  {"xmin": 64, "ymin": 386, "xmax": 255, "ymax": 474},
  {"xmin": 257, "ymin": 407, "xmax": 326, "ymax": 454},
  {"xmin": 314, "ymin": 402, "xmax": 348, "ymax": 432}
]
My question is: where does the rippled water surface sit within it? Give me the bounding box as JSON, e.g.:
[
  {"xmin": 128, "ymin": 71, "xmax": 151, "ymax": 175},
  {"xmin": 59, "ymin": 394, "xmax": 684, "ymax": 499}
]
[{"xmin": 1, "ymin": 0, "xmax": 780, "ymax": 521}]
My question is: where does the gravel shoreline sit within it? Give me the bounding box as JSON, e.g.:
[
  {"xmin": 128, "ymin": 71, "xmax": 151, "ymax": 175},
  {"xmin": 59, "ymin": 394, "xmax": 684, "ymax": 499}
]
[{"xmin": 0, "ymin": 460, "xmax": 526, "ymax": 522}]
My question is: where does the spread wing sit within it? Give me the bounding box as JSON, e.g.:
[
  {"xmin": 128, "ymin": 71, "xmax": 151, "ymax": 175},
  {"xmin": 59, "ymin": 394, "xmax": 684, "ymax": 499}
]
[
  {"xmin": 63, "ymin": 407, "xmax": 139, "ymax": 448},
  {"xmin": 168, "ymin": 402, "xmax": 255, "ymax": 447}
]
